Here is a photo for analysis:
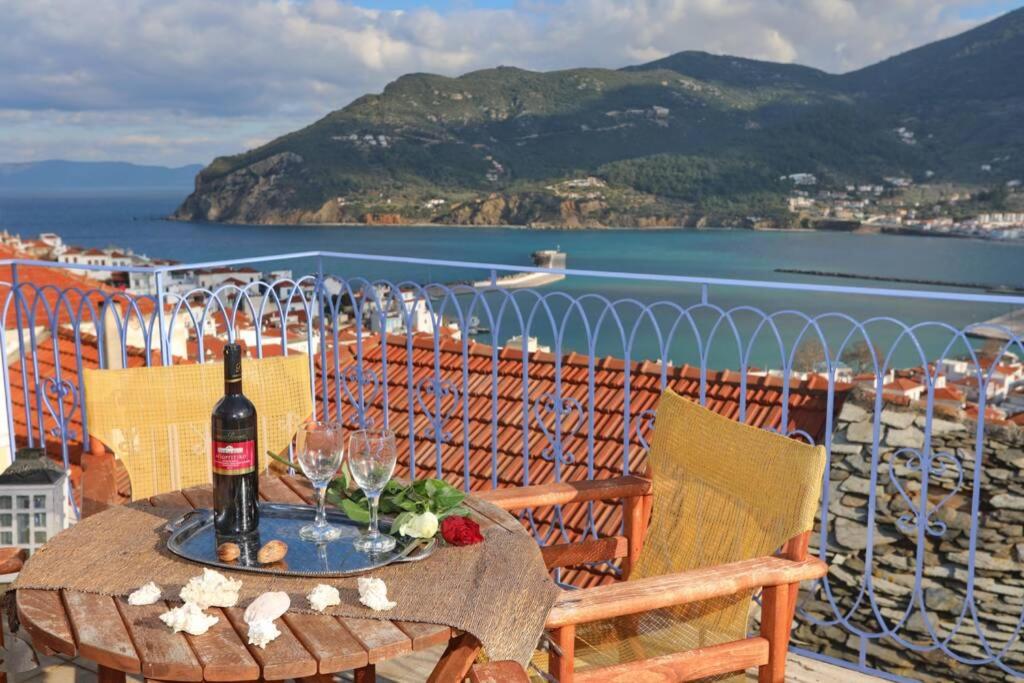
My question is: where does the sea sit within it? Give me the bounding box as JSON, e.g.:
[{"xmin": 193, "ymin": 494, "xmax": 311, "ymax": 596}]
[{"xmin": 1, "ymin": 188, "xmax": 1022, "ymax": 369}]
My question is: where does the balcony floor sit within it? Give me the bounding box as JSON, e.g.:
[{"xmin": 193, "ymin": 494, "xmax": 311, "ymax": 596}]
[{"xmin": 23, "ymin": 643, "xmax": 878, "ymax": 682}]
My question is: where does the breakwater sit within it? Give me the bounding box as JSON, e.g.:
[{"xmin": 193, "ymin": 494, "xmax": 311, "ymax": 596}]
[{"xmin": 776, "ymin": 268, "xmax": 1024, "ymax": 295}]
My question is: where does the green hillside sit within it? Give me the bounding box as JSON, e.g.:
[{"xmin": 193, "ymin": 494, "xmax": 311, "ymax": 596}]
[{"xmin": 174, "ymin": 8, "xmax": 1024, "ymax": 227}]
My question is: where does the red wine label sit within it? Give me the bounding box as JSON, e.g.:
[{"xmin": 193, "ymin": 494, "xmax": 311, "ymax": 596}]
[{"xmin": 212, "ymin": 439, "xmax": 255, "ymax": 475}]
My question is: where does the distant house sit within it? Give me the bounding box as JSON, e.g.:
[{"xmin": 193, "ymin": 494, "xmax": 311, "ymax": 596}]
[
  {"xmin": 782, "ymin": 173, "xmax": 817, "ymax": 186},
  {"xmin": 882, "ymin": 377, "xmax": 925, "ymax": 402},
  {"xmin": 932, "ymin": 385, "xmax": 966, "ymax": 410}
]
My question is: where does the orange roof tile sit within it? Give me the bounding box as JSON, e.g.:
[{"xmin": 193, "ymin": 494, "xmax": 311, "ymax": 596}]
[{"xmin": 322, "ymin": 334, "xmax": 849, "ymax": 586}]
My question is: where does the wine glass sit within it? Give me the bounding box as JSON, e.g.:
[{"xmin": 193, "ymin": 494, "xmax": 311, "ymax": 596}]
[
  {"xmin": 347, "ymin": 428, "xmax": 398, "ymax": 553},
  {"xmin": 296, "ymin": 421, "xmax": 345, "ymax": 542}
]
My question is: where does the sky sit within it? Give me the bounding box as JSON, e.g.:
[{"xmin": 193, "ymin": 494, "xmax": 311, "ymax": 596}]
[{"xmin": 1, "ymin": 0, "xmax": 1021, "ymax": 167}]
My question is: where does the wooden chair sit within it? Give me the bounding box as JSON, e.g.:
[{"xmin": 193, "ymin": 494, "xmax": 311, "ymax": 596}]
[
  {"xmin": 469, "ymin": 661, "xmax": 529, "ymax": 682},
  {"xmin": 0, "ymin": 547, "xmax": 28, "ymax": 683},
  {"xmin": 80, "ymin": 354, "xmax": 312, "ymax": 513},
  {"xmin": 478, "ymin": 389, "xmax": 829, "ymax": 682}
]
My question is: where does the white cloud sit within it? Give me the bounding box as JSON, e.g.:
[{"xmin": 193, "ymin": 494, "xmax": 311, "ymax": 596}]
[{"xmin": 0, "ymin": 0, "xmax": 1012, "ymax": 165}]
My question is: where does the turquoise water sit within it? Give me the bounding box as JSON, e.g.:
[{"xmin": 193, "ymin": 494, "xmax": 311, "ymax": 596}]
[{"xmin": 1, "ymin": 189, "xmax": 1021, "ymax": 368}]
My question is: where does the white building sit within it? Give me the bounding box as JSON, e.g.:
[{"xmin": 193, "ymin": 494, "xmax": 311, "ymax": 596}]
[
  {"xmin": 196, "ymin": 267, "xmax": 262, "ymax": 290},
  {"xmin": 505, "ymin": 335, "xmax": 551, "ymax": 354},
  {"xmin": 58, "ymin": 247, "xmax": 134, "ymax": 281}
]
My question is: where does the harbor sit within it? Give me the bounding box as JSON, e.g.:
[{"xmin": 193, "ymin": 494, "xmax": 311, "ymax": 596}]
[
  {"xmin": 969, "ymin": 309, "xmax": 1024, "ymax": 342},
  {"xmin": 470, "ymin": 249, "xmax": 567, "ymax": 290}
]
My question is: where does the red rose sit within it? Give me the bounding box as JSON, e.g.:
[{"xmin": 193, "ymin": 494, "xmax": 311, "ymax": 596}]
[{"xmin": 440, "ymin": 515, "xmax": 484, "ymax": 546}]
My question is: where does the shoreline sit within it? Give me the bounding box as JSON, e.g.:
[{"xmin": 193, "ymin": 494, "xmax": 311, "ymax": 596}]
[{"xmin": 167, "ymin": 217, "xmax": 1024, "ymax": 242}]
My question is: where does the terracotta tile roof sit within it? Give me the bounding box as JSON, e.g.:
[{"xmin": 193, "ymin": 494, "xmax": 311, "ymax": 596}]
[
  {"xmin": 8, "ymin": 327, "xmax": 154, "ymax": 462},
  {"xmin": 7, "ymin": 327, "xmax": 152, "ymax": 507},
  {"xmin": 883, "ymin": 377, "xmax": 922, "ymax": 392},
  {"xmin": 324, "ymin": 334, "xmax": 850, "ymax": 585},
  {"xmin": 965, "ymin": 404, "xmax": 1008, "ymax": 425},
  {"xmin": 933, "ymin": 386, "xmax": 965, "ymax": 402},
  {"xmin": 0, "ymin": 244, "xmax": 155, "ymax": 326}
]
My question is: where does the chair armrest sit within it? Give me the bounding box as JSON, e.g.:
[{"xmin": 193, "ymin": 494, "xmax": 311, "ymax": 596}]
[
  {"xmin": 546, "ymin": 555, "xmax": 827, "ymax": 628},
  {"xmin": 469, "ymin": 661, "xmax": 529, "ymax": 683},
  {"xmin": 475, "ymin": 475, "xmax": 651, "ymax": 511},
  {"xmin": 0, "ymin": 547, "xmax": 27, "ymax": 575}
]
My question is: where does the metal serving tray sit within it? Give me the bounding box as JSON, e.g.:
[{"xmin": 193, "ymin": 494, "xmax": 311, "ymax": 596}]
[{"xmin": 164, "ymin": 503, "xmax": 435, "ymax": 577}]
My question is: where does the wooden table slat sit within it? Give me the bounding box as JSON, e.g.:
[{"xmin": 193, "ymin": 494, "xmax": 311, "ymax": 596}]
[
  {"xmin": 182, "ymin": 607, "xmax": 261, "ymax": 682},
  {"xmin": 278, "ymin": 475, "xmax": 316, "ymax": 503},
  {"xmin": 20, "ymin": 475, "xmax": 470, "ymax": 682},
  {"xmin": 259, "ymin": 474, "xmax": 308, "ymax": 504},
  {"xmin": 149, "ymin": 491, "xmax": 192, "ymax": 508},
  {"xmin": 63, "ymin": 590, "xmax": 141, "ymax": 673},
  {"xmin": 17, "ymin": 589, "xmax": 76, "ymax": 657},
  {"xmin": 223, "ymin": 607, "xmax": 318, "ymax": 681},
  {"xmin": 282, "ymin": 611, "xmax": 369, "ymax": 673},
  {"xmin": 115, "ymin": 599, "xmax": 203, "ymax": 681},
  {"xmin": 395, "ymin": 621, "xmax": 454, "ymax": 650},
  {"xmin": 464, "ymin": 499, "xmax": 522, "ymax": 535},
  {"xmin": 179, "ymin": 486, "xmax": 213, "ymax": 510},
  {"xmin": 338, "ymin": 617, "xmax": 412, "ymax": 664}
]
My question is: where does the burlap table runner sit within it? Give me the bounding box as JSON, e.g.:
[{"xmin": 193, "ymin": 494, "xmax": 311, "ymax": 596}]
[{"xmin": 14, "ymin": 499, "xmax": 558, "ymax": 665}]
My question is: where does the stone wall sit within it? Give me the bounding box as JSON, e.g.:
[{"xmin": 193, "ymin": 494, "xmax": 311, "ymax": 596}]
[{"xmin": 791, "ymin": 394, "xmax": 1024, "ymax": 681}]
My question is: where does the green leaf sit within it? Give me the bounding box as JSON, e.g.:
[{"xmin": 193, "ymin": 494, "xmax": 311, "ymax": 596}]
[
  {"xmin": 339, "ymin": 498, "xmax": 370, "ymax": 523},
  {"xmin": 437, "ymin": 505, "xmax": 470, "ymax": 520},
  {"xmin": 390, "ymin": 511, "xmax": 414, "ymax": 535},
  {"xmin": 266, "ymin": 450, "xmax": 299, "ymax": 472},
  {"xmin": 425, "ymin": 479, "xmax": 466, "ymax": 512}
]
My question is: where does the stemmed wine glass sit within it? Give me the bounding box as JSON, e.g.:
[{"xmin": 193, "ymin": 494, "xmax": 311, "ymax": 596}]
[
  {"xmin": 296, "ymin": 421, "xmax": 345, "ymax": 542},
  {"xmin": 347, "ymin": 428, "xmax": 398, "ymax": 553}
]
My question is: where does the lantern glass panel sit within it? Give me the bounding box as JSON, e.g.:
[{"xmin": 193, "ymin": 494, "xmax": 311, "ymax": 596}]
[
  {"xmin": 0, "ymin": 496, "xmax": 10, "ymax": 510},
  {"xmin": 16, "ymin": 496, "xmax": 29, "ymax": 509},
  {"xmin": 33, "ymin": 495, "xmax": 46, "ymax": 509}
]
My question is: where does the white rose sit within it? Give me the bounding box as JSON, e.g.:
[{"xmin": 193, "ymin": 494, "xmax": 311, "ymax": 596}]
[{"xmin": 398, "ymin": 511, "xmax": 438, "ymax": 539}]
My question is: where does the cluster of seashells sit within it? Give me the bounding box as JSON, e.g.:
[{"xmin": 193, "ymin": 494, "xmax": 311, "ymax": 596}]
[{"xmin": 126, "ymin": 565, "xmax": 398, "ymax": 647}]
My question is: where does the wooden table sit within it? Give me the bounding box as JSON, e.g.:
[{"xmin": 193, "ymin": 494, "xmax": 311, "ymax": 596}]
[{"xmin": 16, "ymin": 474, "xmax": 506, "ymax": 683}]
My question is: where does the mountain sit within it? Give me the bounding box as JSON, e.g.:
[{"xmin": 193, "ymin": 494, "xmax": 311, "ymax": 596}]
[
  {"xmin": 174, "ymin": 8, "xmax": 1024, "ymax": 228},
  {"xmin": 0, "ymin": 160, "xmax": 203, "ymax": 190}
]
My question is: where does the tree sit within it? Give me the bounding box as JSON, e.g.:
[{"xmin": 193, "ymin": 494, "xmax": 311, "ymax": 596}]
[
  {"xmin": 792, "ymin": 337, "xmax": 825, "ymax": 373},
  {"xmin": 841, "ymin": 340, "xmax": 881, "ymax": 374}
]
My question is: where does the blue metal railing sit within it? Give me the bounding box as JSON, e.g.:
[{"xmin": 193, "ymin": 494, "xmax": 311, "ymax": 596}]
[{"xmin": 1, "ymin": 252, "xmax": 1022, "ymax": 681}]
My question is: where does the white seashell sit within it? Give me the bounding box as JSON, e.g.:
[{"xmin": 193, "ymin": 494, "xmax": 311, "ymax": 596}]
[
  {"xmin": 243, "ymin": 591, "xmax": 290, "ymax": 624},
  {"xmin": 180, "ymin": 568, "xmax": 242, "ymax": 609},
  {"xmin": 247, "ymin": 620, "xmax": 281, "ymax": 649},
  {"xmin": 159, "ymin": 602, "xmax": 218, "ymax": 636},
  {"xmin": 127, "ymin": 582, "xmax": 162, "ymax": 606},
  {"xmin": 357, "ymin": 577, "xmax": 396, "ymax": 611},
  {"xmin": 307, "ymin": 584, "xmax": 341, "ymax": 613}
]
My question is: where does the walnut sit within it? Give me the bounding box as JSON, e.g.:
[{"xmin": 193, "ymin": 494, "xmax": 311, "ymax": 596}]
[
  {"xmin": 217, "ymin": 542, "xmax": 240, "ymax": 562},
  {"xmin": 257, "ymin": 540, "xmax": 288, "ymax": 564}
]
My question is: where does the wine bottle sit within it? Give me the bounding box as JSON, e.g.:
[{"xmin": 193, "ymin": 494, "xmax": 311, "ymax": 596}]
[{"xmin": 211, "ymin": 343, "xmax": 259, "ymax": 537}]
